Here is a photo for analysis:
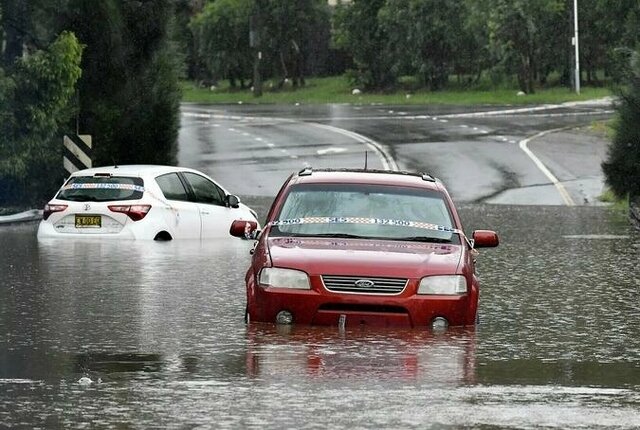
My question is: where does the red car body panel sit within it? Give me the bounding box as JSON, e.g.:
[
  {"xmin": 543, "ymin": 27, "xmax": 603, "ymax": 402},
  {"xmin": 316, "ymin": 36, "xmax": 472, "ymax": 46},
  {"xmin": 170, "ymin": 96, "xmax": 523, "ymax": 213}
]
[{"xmin": 242, "ymin": 169, "xmax": 496, "ymax": 328}]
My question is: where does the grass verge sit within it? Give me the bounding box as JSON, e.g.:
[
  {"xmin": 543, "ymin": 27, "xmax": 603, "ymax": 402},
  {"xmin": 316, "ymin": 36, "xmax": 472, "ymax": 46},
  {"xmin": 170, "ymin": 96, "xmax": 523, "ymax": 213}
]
[
  {"xmin": 182, "ymin": 75, "xmax": 613, "ymax": 105},
  {"xmin": 598, "ymin": 189, "xmax": 629, "ymax": 211}
]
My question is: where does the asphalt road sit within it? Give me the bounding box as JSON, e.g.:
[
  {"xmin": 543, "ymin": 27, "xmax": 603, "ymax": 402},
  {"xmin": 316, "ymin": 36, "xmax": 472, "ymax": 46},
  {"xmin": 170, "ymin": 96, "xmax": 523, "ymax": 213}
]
[{"xmin": 179, "ymin": 99, "xmax": 614, "ymax": 206}]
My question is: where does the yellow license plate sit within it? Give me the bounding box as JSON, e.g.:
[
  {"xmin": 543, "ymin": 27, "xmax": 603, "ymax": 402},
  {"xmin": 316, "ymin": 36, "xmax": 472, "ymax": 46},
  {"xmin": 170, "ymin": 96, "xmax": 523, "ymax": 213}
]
[{"xmin": 75, "ymin": 215, "xmax": 101, "ymax": 228}]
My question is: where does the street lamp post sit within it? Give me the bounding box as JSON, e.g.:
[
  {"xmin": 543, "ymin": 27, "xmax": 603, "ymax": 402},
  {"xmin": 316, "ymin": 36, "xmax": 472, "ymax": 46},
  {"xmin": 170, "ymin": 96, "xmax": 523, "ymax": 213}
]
[{"xmin": 573, "ymin": 0, "xmax": 580, "ymax": 94}]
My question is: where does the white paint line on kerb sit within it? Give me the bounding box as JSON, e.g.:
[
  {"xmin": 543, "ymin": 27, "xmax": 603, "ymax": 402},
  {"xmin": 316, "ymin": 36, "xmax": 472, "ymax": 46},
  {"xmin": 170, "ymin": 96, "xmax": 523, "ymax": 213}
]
[{"xmin": 519, "ymin": 128, "xmax": 576, "ymax": 206}]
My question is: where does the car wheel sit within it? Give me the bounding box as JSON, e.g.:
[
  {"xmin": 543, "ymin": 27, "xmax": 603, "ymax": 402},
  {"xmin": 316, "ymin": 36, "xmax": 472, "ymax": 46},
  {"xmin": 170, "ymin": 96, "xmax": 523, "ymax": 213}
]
[{"xmin": 153, "ymin": 231, "xmax": 172, "ymax": 241}]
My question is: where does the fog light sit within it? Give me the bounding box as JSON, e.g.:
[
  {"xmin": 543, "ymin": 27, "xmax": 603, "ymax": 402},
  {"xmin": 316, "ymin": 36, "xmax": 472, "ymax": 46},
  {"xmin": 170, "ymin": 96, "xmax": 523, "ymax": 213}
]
[
  {"xmin": 276, "ymin": 310, "xmax": 293, "ymax": 325},
  {"xmin": 431, "ymin": 317, "xmax": 449, "ymax": 329}
]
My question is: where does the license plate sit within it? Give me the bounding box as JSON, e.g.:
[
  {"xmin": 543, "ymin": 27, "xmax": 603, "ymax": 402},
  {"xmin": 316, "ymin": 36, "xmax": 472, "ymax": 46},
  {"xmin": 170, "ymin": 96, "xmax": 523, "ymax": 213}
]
[{"xmin": 75, "ymin": 215, "xmax": 101, "ymax": 228}]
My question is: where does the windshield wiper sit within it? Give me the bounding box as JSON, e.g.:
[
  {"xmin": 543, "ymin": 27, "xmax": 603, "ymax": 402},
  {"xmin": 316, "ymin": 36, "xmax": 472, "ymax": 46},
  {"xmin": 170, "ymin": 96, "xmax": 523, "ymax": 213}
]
[{"xmin": 399, "ymin": 236, "xmax": 452, "ymax": 243}]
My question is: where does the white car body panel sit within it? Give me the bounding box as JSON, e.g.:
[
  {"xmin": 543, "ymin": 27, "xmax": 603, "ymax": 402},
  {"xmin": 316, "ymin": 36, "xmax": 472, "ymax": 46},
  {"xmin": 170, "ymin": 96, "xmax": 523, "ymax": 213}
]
[{"xmin": 36, "ymin": 165, "xmax": 259, "ymax": 240}]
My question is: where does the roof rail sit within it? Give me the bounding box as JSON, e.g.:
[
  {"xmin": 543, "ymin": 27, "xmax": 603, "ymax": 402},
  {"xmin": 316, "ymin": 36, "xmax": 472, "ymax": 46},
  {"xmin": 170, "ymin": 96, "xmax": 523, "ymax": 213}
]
[
  {"xmin": 296, "ymin": 167, "xmax": 437, "ymax": 182},
  {"xmin": 298, "ymin": 166, "xmax": 313, "ymax": 176}
]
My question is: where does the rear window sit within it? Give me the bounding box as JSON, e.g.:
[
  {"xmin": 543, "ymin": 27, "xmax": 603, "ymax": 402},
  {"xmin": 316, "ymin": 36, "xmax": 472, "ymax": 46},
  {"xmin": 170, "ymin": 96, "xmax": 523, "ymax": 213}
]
[{"xmin": 56, "ymin": 176, "xmax": 144, "ymax": 202}]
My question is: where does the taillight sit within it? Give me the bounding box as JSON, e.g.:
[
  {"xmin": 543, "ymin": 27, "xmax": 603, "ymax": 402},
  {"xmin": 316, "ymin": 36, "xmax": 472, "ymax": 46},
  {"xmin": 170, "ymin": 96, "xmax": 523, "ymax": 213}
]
[
  {"xmin": 43, "ymin": 204, "xmax": 68, "ymax": 220},
  {"xmin": 108, "ymin": 204, "xmax": 151, "ymax": 221}
]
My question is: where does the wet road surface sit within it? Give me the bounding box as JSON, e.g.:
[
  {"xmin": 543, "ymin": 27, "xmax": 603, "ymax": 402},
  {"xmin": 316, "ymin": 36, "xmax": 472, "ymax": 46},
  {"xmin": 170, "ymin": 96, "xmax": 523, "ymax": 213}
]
[
  {"xmin": 2, "ymin": 201, "xmax": 639, "ymax": 429},
  {"xmin": 179, "ymin": 101, "xmax": 613, "ymax": 205}
]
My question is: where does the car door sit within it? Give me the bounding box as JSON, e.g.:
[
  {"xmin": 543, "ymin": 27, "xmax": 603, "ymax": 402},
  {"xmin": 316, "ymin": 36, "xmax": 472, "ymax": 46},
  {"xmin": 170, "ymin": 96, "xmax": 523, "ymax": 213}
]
[
  {"xmin": 181, "ymin": 172, "xmax": 236, "ymax": 238},
  {"xmin": 154, "ymin": 172, "xmax": 201, "ymax": 239}
]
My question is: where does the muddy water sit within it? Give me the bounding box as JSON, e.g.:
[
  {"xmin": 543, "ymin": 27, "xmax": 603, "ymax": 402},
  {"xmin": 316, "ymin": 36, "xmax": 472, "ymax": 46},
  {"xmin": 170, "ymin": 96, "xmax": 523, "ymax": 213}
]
[{"xmin": 1, "ymin": 201, "xmax": 639, "ymax": 429}]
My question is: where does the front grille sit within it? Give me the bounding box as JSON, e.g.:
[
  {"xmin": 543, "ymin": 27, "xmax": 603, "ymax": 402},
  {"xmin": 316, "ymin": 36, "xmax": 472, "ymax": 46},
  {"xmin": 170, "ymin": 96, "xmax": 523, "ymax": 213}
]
[{"xmin": 321, "ymin": 275, "xmax": 408, "ymax": 295}]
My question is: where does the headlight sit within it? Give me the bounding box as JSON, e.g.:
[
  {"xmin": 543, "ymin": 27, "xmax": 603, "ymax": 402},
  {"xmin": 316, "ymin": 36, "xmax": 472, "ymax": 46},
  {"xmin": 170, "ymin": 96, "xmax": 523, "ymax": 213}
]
[
  {"xmin": 418, "ymin": 275, "xmax": 467, "ymax": 295},
  {"xmin": 259, "ymin": 267, "xmax": 310, "ymax": 290}
]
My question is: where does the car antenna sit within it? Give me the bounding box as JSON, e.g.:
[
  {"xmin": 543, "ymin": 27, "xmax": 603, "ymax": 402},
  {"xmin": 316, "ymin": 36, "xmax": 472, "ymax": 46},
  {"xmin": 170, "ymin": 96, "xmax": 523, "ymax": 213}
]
[{"xmin": 364, "ymin": 151, "xmax": 368, "ymax": 170}]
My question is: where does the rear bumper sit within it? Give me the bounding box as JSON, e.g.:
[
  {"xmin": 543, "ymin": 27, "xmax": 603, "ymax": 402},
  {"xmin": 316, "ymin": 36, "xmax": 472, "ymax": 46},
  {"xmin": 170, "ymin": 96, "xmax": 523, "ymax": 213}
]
[
  {"xmin": 36, "ymin": 221, "xmax": 137, "ymax": 239},
  {"xmin": 247, "ymin": 278, "xmax": 478, "ymax": 328}
]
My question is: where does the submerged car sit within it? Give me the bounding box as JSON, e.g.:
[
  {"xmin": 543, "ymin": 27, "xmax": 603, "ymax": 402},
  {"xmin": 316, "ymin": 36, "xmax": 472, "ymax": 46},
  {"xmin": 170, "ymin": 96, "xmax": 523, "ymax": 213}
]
[
  {"xmin": 37, "ymin": 165, "xmax": 259, "ymax": 240},
  {"xmin": 231, "ymin": 168, "xmax": 499, "ymax": 329}
]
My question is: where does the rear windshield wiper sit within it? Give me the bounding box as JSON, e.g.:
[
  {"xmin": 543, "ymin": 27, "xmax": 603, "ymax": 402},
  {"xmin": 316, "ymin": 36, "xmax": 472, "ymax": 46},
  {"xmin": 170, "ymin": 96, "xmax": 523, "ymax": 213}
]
[
  {"xmin": 59, "ymin": 195, "xmax": 99, "ymax": 202},
  {"xmin": 399, "ymin": 236, "xmax": 452, "ymax": 243}
]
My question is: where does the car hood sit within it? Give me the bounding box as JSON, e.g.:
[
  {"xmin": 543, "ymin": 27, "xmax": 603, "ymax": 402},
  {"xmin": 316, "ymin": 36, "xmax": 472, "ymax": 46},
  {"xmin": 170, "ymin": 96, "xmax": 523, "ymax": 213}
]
[{"xmin": 267, "ymin": 236, "xmax": 463, "ymax": 278}]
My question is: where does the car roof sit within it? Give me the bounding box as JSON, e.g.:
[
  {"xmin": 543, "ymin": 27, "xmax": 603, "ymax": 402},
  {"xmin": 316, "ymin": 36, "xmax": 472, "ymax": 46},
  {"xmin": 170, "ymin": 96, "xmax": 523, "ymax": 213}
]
[
  {"xmin": 69, "ymin": 164, "xmax": 199, "ymax": 178},
  {"xmin": 289, "ymin": 168, "xmax": 444, "ymax": 191}
]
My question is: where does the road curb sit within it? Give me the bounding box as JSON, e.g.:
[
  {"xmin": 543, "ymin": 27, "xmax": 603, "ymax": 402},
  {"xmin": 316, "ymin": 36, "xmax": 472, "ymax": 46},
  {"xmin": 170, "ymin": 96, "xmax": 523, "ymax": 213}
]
[{"xmin": 0, "ymin": 209, "xmax": 42, "ymax": 225}]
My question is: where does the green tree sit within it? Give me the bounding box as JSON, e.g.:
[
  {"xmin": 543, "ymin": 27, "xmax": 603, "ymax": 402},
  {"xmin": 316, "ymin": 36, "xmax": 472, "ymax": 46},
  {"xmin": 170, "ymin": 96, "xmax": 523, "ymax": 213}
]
[
  {"xmin": 471, "ymin": 0, "xmax": 565, "ymax": 93},
  {"xmin": 173, "ymin": 0, "xmax": 205, "ymax": 80},
  {"xmin": 0, "ymin": 31, "xmax": 83, "ymax": 206},
  {"xmin": 265, "ymin": 0, "xmax": 331, "ymax": 88},
  {"xmin": 380, "ymin": 0, "xmax": 466, "ymax": 90},
  {"xmin": 333, "ymin": 0, "xmax": 395, "ymax": 90},
  {"xmin": 190, "ymin": 0, "xmax": 253, "ymax": 88},
  {"xmin": 602, "ymin": 50, "xmax": 640, "ymax": 200},
  {"xmin": 61, "ymin": 0, "xmax": 182, "ymax": 166}
]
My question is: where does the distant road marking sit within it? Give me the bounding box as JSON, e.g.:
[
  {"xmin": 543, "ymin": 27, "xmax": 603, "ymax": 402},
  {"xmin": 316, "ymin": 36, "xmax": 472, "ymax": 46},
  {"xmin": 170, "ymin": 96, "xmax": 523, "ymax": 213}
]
[
  {"xmin": 439, "ymin": 98, "xmax": 613, "ymax": 119},
  {"xmin": 308, "ymin": 123, "xmax": 398, "ymax": 171},
  {"xmin": 563, "ymin": 234, "xmax": 630, "ymax": 240},
  {"xmin": 519, "ymin": 128, "xmax": 576, "ymax": 206},
  {"xmin": 182, "ymin": 111, "xmax": 398, "ymax": 170},
  {"xmin": 317, "ymin": 147, "xmax": 348, "ymax": 155}
]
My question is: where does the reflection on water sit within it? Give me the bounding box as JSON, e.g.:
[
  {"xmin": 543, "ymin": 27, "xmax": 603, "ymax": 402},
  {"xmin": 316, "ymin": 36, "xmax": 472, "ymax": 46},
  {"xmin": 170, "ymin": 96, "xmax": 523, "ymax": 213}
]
[
  {"xmin": 1, "ymin": 203, "xmax": 640, "ymax": 428},
  {"xmin": 244, "ymin": 325, "xmax": 476, "ymax": 384}
]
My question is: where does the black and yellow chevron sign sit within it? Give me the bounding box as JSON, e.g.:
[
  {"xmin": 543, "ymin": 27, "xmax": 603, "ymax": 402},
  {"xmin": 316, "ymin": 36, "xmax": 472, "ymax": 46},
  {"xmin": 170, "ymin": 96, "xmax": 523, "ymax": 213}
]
[{"xmin": 63, "ymin": 135, "xmax": 92, "ymax": 174}]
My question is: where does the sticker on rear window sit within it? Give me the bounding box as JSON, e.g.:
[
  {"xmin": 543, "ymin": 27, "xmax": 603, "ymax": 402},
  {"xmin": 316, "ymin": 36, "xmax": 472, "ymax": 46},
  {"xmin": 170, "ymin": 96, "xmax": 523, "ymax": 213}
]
[
  {"xmin": 63, "ymin": 183, "xmax": 145, "ymax": 192},
  {"xmin": 270, "ymin": 217, "xmax": 460, "ymax": 234}
]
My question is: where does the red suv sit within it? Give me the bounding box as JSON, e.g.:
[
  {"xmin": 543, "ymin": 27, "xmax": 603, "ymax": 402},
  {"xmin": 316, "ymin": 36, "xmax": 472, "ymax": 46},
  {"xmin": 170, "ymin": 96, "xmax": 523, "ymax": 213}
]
[{"xmin": 231, "ymin": 168, "xmax": 499, "ymax": 329}]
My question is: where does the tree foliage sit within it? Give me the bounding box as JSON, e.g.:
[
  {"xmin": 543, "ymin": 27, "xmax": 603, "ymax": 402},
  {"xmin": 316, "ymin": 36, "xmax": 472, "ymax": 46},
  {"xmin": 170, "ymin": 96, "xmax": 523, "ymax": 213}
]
[
  {"xmin": 265, "ymin": 0, "xmax": 331, "ymax": 88},
  {"xmin": 602, "ymin": 50, "xmax": 640, "ymax": 199},
  {"xmin": 190, "ymin": 0, "xmax": 331, "ymax": 90},
  {"xmin": 333, "ymin": 0, "xmax": 395, "ymax": 90},
  {"xmin": 190, "ymin": 0, "xmax": 253, "ymax": 87},
  {"xmin": 61, "ymin": 0, "xmax": 182, "ymax": 166},
  {"xmin": 1, "ymin": 0, "xmax": 182, "ymax": 206},
  {"xmin": 0, "ymin": 31, "xmax": 83, "ymax": 206},
  {"xmin": 380, "ymin": 0, "xmax": 464, "ymax": 90}
]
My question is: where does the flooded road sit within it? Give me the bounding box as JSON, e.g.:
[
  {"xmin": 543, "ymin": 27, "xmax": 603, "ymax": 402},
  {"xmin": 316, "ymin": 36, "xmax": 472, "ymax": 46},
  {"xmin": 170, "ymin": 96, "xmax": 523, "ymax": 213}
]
[{"xmin": 1, "ymin": 200, "xmax": 639, "ymax": 429}]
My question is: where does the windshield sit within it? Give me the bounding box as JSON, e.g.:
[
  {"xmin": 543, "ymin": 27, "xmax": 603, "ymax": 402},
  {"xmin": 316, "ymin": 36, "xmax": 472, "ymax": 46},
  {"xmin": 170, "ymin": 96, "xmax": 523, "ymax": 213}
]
[
  {"xmin": 56, "ymin": 176, "xmax": 144, "ymax": 202},
  {"xmin": 272, "ymin": 183, "xmax": 459, "ymax": 244}
]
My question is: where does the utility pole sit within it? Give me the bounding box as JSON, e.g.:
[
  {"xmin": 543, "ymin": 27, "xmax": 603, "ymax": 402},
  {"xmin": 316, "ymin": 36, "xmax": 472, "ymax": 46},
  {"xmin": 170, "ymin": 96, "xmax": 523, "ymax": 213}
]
[
  {"xmin": 250, "ymin": 1, "xmax": 265, "ymax": 97},
  {"xmin": 573, "ymin": 0, "xmax": 580, "ymax": 94}
]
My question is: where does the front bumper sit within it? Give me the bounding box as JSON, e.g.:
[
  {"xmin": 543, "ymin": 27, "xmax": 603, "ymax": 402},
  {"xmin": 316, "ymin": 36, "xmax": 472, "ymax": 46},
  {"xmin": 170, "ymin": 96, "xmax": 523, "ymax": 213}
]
[{"xmin": 246, "ymin": 276, "xmax": 478, "ymax": 328}]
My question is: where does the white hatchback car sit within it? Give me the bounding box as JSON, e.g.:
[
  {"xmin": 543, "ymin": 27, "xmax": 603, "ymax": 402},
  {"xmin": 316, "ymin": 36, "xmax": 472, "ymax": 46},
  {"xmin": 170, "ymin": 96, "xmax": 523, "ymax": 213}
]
[{"xmin": 37, "ymin": 165, "xmax": 260, "ymax": 240}]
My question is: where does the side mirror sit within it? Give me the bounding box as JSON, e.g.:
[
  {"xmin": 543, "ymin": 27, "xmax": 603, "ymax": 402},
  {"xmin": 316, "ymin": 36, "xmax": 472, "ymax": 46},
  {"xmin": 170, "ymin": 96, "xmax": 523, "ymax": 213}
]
[
  {"xmin": 230, "ymin": 220, "xmax": 260, "ymax": 239},
  {"xmin": 472, "ymin": 230, "xmax": 499, "ymax": 248},
  {"xmin": 226, "ymin": 194, "xmax": 240, "ymax": 208}
]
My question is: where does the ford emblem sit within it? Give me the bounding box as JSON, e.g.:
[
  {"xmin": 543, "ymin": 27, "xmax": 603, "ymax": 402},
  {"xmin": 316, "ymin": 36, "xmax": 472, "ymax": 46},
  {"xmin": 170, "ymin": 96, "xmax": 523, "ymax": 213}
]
[
  {"xmin": 354, "ymin": 279, "xmax": 375, "ymax": 288},
  {"xmin": 84, "ymin": 203, "xmax": 91, "ymax": 211}
]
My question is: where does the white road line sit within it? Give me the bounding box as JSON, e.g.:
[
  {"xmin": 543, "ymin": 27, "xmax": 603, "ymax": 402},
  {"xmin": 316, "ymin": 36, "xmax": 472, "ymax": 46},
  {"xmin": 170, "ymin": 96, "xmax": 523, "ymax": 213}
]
[
  {"xmin": 181, "ymin": 111, "xmax": 396, "ymax": 171},
  {"xmin": 519, "ymin": 128, "xmax": 576, "ymax": 206},
  {"xmin": 308, "ymin": 123, "xmax": 398, "ymax": 171}
]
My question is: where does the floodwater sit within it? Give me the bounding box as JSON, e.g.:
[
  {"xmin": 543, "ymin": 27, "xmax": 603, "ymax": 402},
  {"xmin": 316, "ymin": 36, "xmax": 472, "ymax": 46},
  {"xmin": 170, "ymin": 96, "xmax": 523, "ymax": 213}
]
[{"xmin": 1, "ymin": 200, "xmax": 639, "ymax": 429}]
